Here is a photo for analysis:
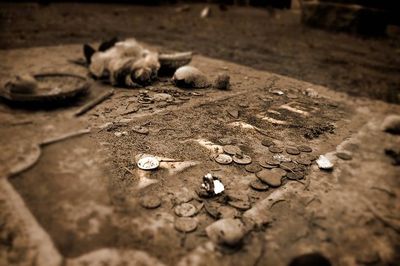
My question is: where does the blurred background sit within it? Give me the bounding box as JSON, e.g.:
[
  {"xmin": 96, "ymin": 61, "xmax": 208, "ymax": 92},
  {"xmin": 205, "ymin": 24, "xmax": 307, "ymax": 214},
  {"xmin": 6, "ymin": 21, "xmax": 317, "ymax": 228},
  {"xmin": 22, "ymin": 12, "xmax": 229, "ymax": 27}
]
[{"xmin": 1, "ymin": 0, "xmax": 399, "ymax": 102}]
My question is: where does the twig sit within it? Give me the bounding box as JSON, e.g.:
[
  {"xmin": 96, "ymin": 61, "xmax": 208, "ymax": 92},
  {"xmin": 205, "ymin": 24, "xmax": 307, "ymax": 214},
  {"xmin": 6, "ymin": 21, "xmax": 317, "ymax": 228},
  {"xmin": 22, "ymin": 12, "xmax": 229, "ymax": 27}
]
[
  {"xmin": 74, "ymin": 89, "xmax": 114, "ymax": 116},
  {"xmin": 124, "ymin": 167, "xmax": 135, "ymax": 175},
  {"xmin": 41, "ymin": 128, "xmax": 91, "ymax": 146}
]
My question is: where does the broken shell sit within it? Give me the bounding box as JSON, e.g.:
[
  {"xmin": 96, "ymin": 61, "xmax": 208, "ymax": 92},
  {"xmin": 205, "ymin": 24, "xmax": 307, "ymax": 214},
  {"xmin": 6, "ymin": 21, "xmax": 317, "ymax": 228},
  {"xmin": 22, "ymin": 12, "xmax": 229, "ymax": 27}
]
[
  {"xmin": 316, "ymin": 155, "xmax": 333, "ymax": 170},
  {"xmin": 172, "ymin": 66, "xmax": 210, "ymax": 88},
  {"xmin": 206, "ymin": 218, "xmax": 247, "ymax": 246}
]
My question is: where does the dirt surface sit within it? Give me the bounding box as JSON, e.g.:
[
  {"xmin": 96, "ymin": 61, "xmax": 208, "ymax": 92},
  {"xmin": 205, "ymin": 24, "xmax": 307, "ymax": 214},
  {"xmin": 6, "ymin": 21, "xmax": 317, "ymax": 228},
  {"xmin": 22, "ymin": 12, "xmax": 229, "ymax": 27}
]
[
  {"xmin": 0, "ymin": 41, "xmax": 400, "ymax": 266},
  {"xmin": 1, "ymin": 3, "xmax": 400, "ymax": 103}
]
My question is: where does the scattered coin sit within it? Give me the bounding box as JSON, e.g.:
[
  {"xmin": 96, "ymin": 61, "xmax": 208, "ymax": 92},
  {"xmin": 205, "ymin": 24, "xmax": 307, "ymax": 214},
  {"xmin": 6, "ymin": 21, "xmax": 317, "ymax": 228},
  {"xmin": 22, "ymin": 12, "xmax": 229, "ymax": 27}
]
[
  {"xmin": 132, "ymin": 125, "xmax": 149, "ymax": 135},
  {"xmin": 256, "ymin": 169, "xmax": 284, "ymax": 187},
  {"xmin": 218, "ymin": 206, "xmax": 241, "ymax": 219},
  {"xmin": 137, "ymin": 155, "xmax": 160, "ymax": 170},
  {"xmin": 174, "ymin": 203, "xmax": 197, "ymax": 217},
  {"xmin": 233, "ymin": 154, "xmax": 252, "ymax": 165},
  {"xmin": 286, "ymin": 171, "xmax": 305, "ymax": 180},
  {"xmin": 269, "ymin": 146, "xmax": 283, "ymax": 153},
  {"xmin": 259, "ymin": 160, "xmax": 278, "ymax": 169},
  {"xmin": 204, "ymin": 202, "xmax": 221, "ymax": 219},
  {"xmin": 336, "ymin": 152, "xmax": 352, "ymax": 160},
  {"xmin": 298, "ymin": 145, "xmax": 312, "ymax": 153},
  {"xmin": 223, "ymin": 145, "xmax": 241, "ymax": 155},
  {"xmin": 295, "ymin": 158, "xmax": 312, "ymax": 166},
  {"xmin": 261, "ymin": 139, "xmax": 274, "ymax": 147},
  {"xmin": 245, "ymin": 163, "xmax": 262, "ymax": 173},
  {"xmin": 264, "ymin": 158, "xmax": 280, "ymax": 166},
  {"xmin": 174, "ymin": 217, "xmax": 198, "ymax": 233},
  {"xmin": 286, "ymin": 147, "xmax": 300, "ymax": 155},
  {"xmin": 279, "ymin": 161, "xmax": 297, "ymax": 171},
  {"xmin": 250, "ymin": 179, "xmax": 269, "ymax": 191},
  {"xmin": 214, "ymin": 154, "xmax": 233, "ymax": 165},
  {"xmin": 316, "ymin": 155, "xmax": 333, "ymax": 170},
  {"xmin": 228, "ymin": 200, "xmax": 251, "ymax": 211},
  {"xmin": 139, "ymin": 195, "xmax": 161, "ymax": 209},
  {"xmin": 293, "ymin": 164, "xmax": 306, "ymax": 172}
]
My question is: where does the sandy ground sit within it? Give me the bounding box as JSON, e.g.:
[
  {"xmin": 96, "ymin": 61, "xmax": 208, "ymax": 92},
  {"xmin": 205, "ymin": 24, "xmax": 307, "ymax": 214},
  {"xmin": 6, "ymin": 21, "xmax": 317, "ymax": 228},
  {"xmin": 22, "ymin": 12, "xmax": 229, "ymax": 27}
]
[
  {"xmin": 0, "ymin": 2, "xmax": 399, "ymax": 103},
  {"xmin": 0, "ymin": 3, "xmax": 400, "ymax": 266}
]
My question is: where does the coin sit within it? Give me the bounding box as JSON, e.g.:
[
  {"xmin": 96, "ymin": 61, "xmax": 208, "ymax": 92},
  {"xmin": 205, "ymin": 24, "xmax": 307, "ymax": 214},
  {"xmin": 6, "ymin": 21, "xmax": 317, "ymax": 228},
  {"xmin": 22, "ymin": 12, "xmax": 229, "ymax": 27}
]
[
  {"xmin": 139, "ymin": 195, "xmax": 161, "ymax": 209},
  {"xmin": 295, "ymin": 158, "xmax": 312, "ymax": 166},
  {"xmin": 223, "ymin": 145, "xmax": 241, "ymax": 155},
  {"xmin": 249, "ymin": 179, "xmax": 269, "ymax": 191},
  {"xmin": 137, "ymin": 156, "xmax": 160, "ymax": 170},
  {"xmin": 336, "ymin": 152, "xmax": 352, "ymax": 160},
  {"xmin": 233, "ymin": 154, "xmax": 252, "ymax": 165},
  {"xmin": 286, "ymin": 172, "xmax": 305, "ymax": 180},
  {"xmin": 261, "ymin": 139, "xmax": 274, "ymax": 147},
  {"xmin": 298, "ymin": 145, "xmax": 312, "ymax": 153},
  {"xmin": 245, "ymin": 163, "xmax": 262, "ymax": 173},
  {"xmin": 279, "ymin": 162, "xmax": 297, "ymax": 171},
  {"xmin": 214, "ymin": 154, "xmax": 233, "ymax": 165},
  {"xmin": 286, "ymin": 147, "xmax": 300, "ymax": 155},
  {"xmin": 259, "ymin": 160, "xmax": 278, "ymax": 169},
  {"xmin": 174, "ymin": 217, "xmax": 198, "ymax": 233},
  {"xmin": 269, "ymin": 146, "xmax": 283, "ymax": 153},
  {"xmin": 174, "ymin": 203, "xmax": 197, "ymax": 217},
  {"xmin": 228, "ymin": 200, "xmax": 251, "ymax": 211},
  {"xmin": 264, "ymin": 157, "xmax": 280, "ymax": 166}
]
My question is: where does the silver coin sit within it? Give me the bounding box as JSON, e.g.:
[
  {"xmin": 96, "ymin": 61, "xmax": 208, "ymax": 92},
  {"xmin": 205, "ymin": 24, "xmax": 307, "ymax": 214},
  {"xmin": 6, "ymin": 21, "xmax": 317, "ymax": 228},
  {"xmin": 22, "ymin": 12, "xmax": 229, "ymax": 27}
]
[
  {"xmin": 214, "ymin": 154, "xmax": 233, "ymax": 165},
  {"xmin": 137, "ymin": 156, "xmax": 160, "ymax": 170}
]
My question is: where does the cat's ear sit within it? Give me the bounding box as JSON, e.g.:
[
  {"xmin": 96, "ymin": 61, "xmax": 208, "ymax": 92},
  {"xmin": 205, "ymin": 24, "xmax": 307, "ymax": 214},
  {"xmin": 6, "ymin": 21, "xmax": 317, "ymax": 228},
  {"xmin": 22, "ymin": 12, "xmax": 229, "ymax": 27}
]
[
  {"xmin": 98, "ymin": 37, "xmax": 119, "ymax": 52},
  {"xmin": 83, "ymin": 44, "xmax": 96, "ymax": 64}
]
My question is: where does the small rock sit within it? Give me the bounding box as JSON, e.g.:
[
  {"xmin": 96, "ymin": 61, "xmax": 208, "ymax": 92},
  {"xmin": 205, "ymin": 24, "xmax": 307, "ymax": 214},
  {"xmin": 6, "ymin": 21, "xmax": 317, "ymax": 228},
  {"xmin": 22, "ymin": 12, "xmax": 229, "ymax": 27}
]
[
  {"xmin": 206, "ymin": 218, "xmax": 247, "ymax": 246},
  {"xmin": 139, "ymin": 195, "xmax": 161, "ymax": 209},
  {"xmin": 214, "ymin": 154, "xmax": 233, "ymax": 165},
  {"xmin": 174, "ymin": 217, "xmax": 198, "ymax": 233},
  {"xmin": 227, "ymin": 109, "xmax": 239, "ymax": 118},
  {"xmin": 256, "ymin": 169, "xmax": 284, "ymax": 187},
  {"xmin": 336, "ymin": 152, "xmax": 352, "ymax": 160},
  {"xmin": 272, "ymin": 90, "xmax": 284, "ymax": 95},
  {"xmin": 316, "ymin": 155, "xmax": 333, "ymax": 170},
  {"xmin": 249, "ymin": 179, "xmax": 269, "ymax": 191},
  {"xmin": 174, "ymin": 203, "xmax": 197, "ymax": 217},
  {"xmin": 172, "ymin": 66, "xmax": 210, "ymax": 88},
  {"xmin": 381, "ymin": 115, "xmax": 400, "ymax": 134},
  {"xmin": 219, "ymin": 206, "xmax": 241, "ymax": 219},
  {"xmin": 200, "ymin": 6, "xmax": 211, "ymax": 18},
  {"xmin": 204, "ymin": 202, "xmax": 221, "ymax": 219},
  {"xmin": 214, "ymin": 73, "xmax": 230, "ymax": 90},
  {"xmin": 132, "ymin": 126, "xmax": 149, "ymax": 135}
]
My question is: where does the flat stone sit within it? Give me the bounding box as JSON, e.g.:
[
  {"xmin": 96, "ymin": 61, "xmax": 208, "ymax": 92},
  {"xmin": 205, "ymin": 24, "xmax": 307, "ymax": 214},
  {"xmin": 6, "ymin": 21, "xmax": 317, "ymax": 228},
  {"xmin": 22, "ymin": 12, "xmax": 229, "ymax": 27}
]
[
  {"xmin": 245, "ymin": 163, "xmax": 262, "ymax": 173},
  {"xmin": 233, "ymin": 154, "xmax": 252, "ymax": 165},
  {"xmin": 228, "ymin": 200, "xmax": 251, "ymax": 211},
  {"xmin": 223, "ymin": 145, "xmax": 241, "ymax": 155},
  {"xmin": 174, "ymin": 217, "xmax": 198, "ymax": 233},
  {"xmin": 227, "ymin": 109, "xmax": 239, "ymax": 119},
  {"xmin": 298, "ymin": 145, "xmax": 312, "ymax": 153},
  {"xmin": 139, "ymin": 195, "xmax": 161, "ymax": 209},
  {"xmin": 174, "ymin": 203, "xmax": 197, "ymax": 217},
  {"xmin": 206, "ymin": 218, "xmax": 247, "ymax": 246},
  {"xmin": 261, "ymin": 139, "xmax": 274, "ymax": 147},
  {"xmin": 336, "ymin": 152, "xmax": 352, "ymax": 160},
  {"xmin": 256, "ymin": 169, "xmax": 283, "ymax": 187},
  {"xmin": 249, "ymin": 179, "xmax": 269, "ymax": 191},
  {"xmin": 214, "ymin": 154, "xmax": 233, "ymax": 165},
  {"xmin": 269, "ymin": 146, "xmax": 283, "ymax": 153},
  {"xmin": 286, "ymin": 147, "xmax": 300, "ymax": 155}
]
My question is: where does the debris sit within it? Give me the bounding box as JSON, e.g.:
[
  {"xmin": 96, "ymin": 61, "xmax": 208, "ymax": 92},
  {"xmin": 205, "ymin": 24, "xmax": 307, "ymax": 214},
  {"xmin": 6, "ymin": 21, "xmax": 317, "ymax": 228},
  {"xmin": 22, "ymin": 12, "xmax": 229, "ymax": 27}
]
[
  {"xmin": 271, "ymin": 90, "xmax": 284, "ymax": 95},
  {"xmin": 304, "ymin": 88, "xmax": 319, "ymax": 98},
  {"xmin": 316, "ymin": 155, "xmax": 333, "ymax": 170},
  {"xmin": 279, "ymin": 161, "xmax": 297, "ymax": 171},
  {"xmin": 206, "ymin": 218, "xmax": 247, "ymax": 246},
  {"xmin": 227, "ymin": 109, "xmax": 239, "ymax": 119},
  {"xmin": 114, "ymin": 131, "xmax": 128, "ymax": 137},
  {"xmin": 219, "ymin": 206, "xmax": 241, "ymax": 219},
  {"xmin": 256, "ymin": 169, "xmax": 284, "ymax": 187},
  {"xmin": 139, "ymin": 195, "xmax": 161, "ymax": 209},
  {"xmin": 200, "ymin": 6, "xmax": 211, "ymax": 18},
  {"xmin": 245, "ymin": 163, "xmax": 262, "ymax": 173},
  {"xmin": 75, "ymin": 89, "xmax": 114, "ymax": 116},
  {"xmin": 214, "ymin": 154, "xmax": 233, "ymax": 165},
  {"xmin": 204, "ymin": 202, "xmax": 221, "ymax": 219},
  {"xmin": 286, "ymin": 147, "xmax": 300, "ymax": 155},
  {"xmin": 172, "ymin": 66, "xmax": 210, "ymax": 88},
  {"xmin": 239, "ymin": 102, "xmax": 249, "ymax": 108},
  {"xmin": 201, "ymin": 173, "xmax": 225, "ymax": 196},
  {"xmin": 132, "ymin": 125, "xmax": 149, "ymax": 135},
  {"xmin": 152, "ymin": 93, "xmax": 173, "ymax": 102},
  {"xmin": 218, "ymin": 137, "xmax": 233, "ymax": 145},
  {"xmin": 249, "ymin": 179, "xmax": 269, "ymax": 191},
  {"xmin": 214, "ymin": 73, "xmax": 230, "ymax": 90},
  {"xmin": 269, "ymin": 146, "xmax": 283, "ymax": 153},
  {"xmin": 5, "ymin": 74, "xmax": 38, "ymax": 94},
  {"xmin": 174, "ymin": 203, "xmax": 197, "ymax": 217},
  {"xmin": 298, "ymin": 145, "xmax": 312, "ymax": 153},
  {"xmin": 336, "ymin": 152, "xmax": 352, "ymax": 160},
  {"xmin": 223, "ymin": 145, "xmax": 241, "ymax": 155},
  {"xmin": 304, "ymin": 124, "xmax": 335, "ymax": 139},
  {"xmin": 41, "ymin": 128, "xmax": 91, "ymax": 146},
  {"xmin": 273, "ymin": 154, "xmax": 291, "ymax": 162},
  {"xmin": 233, "ymin": 154, "xmax": 252, "ymax": 165},
  {"xmin": 137, "ymin": 155, "xmax": 160, "ymax": 170},
  {"xmin": 381, "ymin": 115, "xmax": 400, "ymax": 134},
  {"xmin": 175, "ymin": 217, "xmax": 198, "ymax": 233}
]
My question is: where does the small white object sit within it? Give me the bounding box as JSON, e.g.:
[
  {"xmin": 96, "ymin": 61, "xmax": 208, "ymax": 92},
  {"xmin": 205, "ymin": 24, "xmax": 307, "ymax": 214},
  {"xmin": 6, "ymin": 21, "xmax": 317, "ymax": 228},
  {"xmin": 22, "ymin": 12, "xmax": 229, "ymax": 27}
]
[
  {"xmin": 213, "ymin": 180, "xmax": 224, "ymax": 194},
  {"xmin": 137, "ymin": 156, "xmax": 160, "ymax": 170},
  {"xmin": 200, "ymin": 6, "xmax": 210, "ymax": 18},
  {"xmin": 272, "ymin": 90, "xmax": 284, "ymax": 95},
  {"xmin": 316, "ymin": 155, "xmax": 333, "ymax": 170}
]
